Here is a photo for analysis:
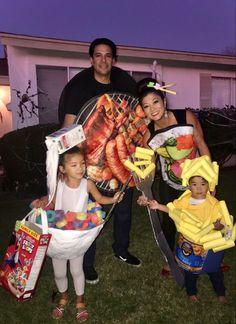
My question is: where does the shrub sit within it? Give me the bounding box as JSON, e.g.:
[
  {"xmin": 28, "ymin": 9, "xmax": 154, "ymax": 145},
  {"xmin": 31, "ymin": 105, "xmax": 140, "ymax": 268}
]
[
  {"xmin": 0, "ymin": 123, "xmax": 59, "ymax": 195},
  {"xmin": 187, "ymin": 106, "xmax": 236, "ymax": 166}
]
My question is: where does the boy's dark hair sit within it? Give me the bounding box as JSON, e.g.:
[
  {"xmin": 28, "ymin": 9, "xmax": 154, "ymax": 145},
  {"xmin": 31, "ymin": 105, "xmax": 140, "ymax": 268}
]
[
  {"xmin": 137, "ymin": 77, "xmax": 166, "ymax": 102},
  {"xmin": 89, "ymin": 38, "xmax": 117, "ymax": 61},
  {"xmin": 59, "ymin": 146, "xmax": 85, "ymax": 166}
]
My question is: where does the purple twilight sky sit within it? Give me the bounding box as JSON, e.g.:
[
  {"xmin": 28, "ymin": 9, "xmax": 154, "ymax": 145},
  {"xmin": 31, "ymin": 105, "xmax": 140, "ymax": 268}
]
[{"xmin": 0, "ymin": 0, "xmax": 235, "ymax": 57}]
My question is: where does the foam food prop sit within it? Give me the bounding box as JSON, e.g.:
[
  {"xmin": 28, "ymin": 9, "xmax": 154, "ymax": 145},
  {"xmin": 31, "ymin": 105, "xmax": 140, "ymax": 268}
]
[
  {"xmin": 124, "ymin": 146, "xmax": 156, "ymax": 179},
  {"xmin": 181, "ymin": 155, "xmax": 219, "ymax": 192},
  {"xmin": 45, "ymin": 125, "xmax": 85, "ymax": 204}
]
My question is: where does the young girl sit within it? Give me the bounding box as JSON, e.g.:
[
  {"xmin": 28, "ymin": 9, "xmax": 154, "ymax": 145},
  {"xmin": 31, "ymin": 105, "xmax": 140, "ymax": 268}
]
[
  {"xmin": 33, "ymin": 146, "xmax": 123, "ymax": 322},
  {"xmin": 137, "ymin": 77, "xmax": 211, "ymax": 276},
  {"xmin": 137, "ymin": 174, "xmax": 226, "ymax": 303}
]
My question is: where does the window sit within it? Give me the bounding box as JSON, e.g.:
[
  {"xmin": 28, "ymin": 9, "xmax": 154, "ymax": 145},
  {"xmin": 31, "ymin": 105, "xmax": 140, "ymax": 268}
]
[
  {"xmin": 200, "ymin": 74, "xmax": 236, "ymax": 108},
  {"xmin": 69, "ymin": 67, "xmax": 83, "ymax": 80},
  {"xmin": 130, "ymin": 71, "xmax": 152, "ymax": 82},
  {"xmin": 36, "ymin": 66, "xmax": 84, "ymax": 124},
  {"xmin": 36, "ymin": 66, "xmax": 67, "ymax": 124},
  {"xmin": 212, "ymin": 77, "xmax": 236, "ymax": 108},
  {"xmin": 200, "ymin": 73, "xmax": 212, "ymax": 107}
]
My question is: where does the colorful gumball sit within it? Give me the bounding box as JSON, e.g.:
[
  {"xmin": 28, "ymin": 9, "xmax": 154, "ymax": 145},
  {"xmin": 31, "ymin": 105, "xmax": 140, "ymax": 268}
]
[
  {"xmin": 64, "ymin": 222, "xmax": 74, "ymax": 230},
  {"xmin": 46, "ymin": 210, "xmax": 56, "ymax": 223},
  {"xmin": 55, "ymin": 209, "xmax": 64, "ymax": 220},
  {"xmin": 87, "ymin": 202, "xmax": 96, "ymax": 211},
  {"xmin": 65, "ymin": 211, "xmax": 76, "ymax": 222},
  {"xmin": 88, "ymin": 221, "xmax": 95, "ymax": 229},
  {"xmin": 92, "ymin": 207, "xmax": 98, "ymax": 213},
  {"xmin": 97, "ymin": 216, "xmax": 103, "ymax": 224},
  {"xmin": 56, "ymin": 219, "xmax": 67, "ymax": 229},
  {"xmin": 86, "ymin": 213, "xmax": 93, "ymax": 222},
  {"xmin": 76, "ymin": 212, "xmax": 87, "ymax": 220},
  {"xmin": 81, "ymin": 220, "xmax": 89, "ymax": 230},
  {"xmin": 96, "ymin": 210, "xmax": 103, "ymax": 219},
  {"xmin": 73, "ymin": 220, "xmax": 83, "ymax": 229},
  {"xmin": 91, "ymin": 213, "xmax": 98, "ymax": 225},
  {"xmin": 101, "ymin": 211, "xmax": 106, "ymax": 220},
  {"xmin": 49, "ymin": 221, "xmax": 57, "ymax": 228}
]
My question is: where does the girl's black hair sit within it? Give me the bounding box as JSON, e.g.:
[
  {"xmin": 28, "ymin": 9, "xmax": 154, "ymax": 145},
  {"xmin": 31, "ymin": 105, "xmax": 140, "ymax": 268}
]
[
  {"xmin": 59, "ymin": 146, "xmax": 85, "ymax": 167},
  {"xmin": 137, "ymin": 77, "xmax": 166, "ymax": 103}
]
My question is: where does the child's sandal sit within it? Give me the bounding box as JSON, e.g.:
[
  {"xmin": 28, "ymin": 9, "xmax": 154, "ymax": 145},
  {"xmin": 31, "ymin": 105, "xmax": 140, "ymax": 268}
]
[
  {"xmin": 188, "ymin": 295, "xmax": 199, "ymax": 302},
  {"xmin": 52, "ymin": 294, "xmax": 69, "ymax": 320},
  {"xmin": 76, "ymin": 303, "xmax": 89, "ymax": 323}
]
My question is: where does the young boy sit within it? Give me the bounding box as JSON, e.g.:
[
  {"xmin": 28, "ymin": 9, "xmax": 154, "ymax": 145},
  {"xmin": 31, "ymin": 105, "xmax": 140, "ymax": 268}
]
[{"xmin": 137, "ymin": 156, "xmax": 227, "ymax": 303}]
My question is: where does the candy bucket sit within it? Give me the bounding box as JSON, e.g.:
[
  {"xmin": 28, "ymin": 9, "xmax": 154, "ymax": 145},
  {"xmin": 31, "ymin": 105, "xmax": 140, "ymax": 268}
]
[
  {"xmin": 30, "ymin": 202, "xmax": 106, "ymax": 260},
  {"xmin": 175, "ymin": 234, "xmax": 224, "ymax": 274}
]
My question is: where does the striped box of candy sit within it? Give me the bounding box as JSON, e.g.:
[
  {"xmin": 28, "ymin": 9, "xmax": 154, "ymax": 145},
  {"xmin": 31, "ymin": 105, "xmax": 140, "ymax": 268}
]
[
  {"xmin": 0, "ymin": 219, "xmax": 51, "ymax": 301},
  {"xmin": 45, "ymin": 124, "xmax": 85, "ymax": 154}
]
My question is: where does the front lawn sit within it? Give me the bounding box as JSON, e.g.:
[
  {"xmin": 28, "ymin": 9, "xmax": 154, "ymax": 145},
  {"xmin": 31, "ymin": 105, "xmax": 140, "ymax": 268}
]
[{"xmin": 0, "ymin": 168, "xmax": 235, "ymax": 323}]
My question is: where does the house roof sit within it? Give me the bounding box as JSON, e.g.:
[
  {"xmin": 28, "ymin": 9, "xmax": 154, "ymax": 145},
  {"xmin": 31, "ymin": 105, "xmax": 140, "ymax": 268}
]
[{"xmin": 1, "ymin": 32, "xmax": 236, "ymax": 68}]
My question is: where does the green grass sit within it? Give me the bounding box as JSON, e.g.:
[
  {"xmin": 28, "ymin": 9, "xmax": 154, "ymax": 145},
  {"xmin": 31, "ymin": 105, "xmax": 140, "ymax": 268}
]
[{"xmin": 0, "ymin": 168, "xmax": 235, "ymax": 324}]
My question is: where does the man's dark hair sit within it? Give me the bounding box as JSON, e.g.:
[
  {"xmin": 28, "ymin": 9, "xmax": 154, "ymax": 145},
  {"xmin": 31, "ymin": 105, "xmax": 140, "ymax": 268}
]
[{"xmin": 89, "ymin": 38, "xmax": 117, "ymax": 61}]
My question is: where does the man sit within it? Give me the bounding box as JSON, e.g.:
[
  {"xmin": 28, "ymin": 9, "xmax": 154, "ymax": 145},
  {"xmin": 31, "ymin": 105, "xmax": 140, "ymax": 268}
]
[{"xmin": 58, "ymin": 38, "xmax": 141, "ymax": 284}]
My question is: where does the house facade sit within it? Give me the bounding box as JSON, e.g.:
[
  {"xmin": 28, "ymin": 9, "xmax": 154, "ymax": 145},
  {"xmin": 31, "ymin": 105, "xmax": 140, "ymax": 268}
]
[{"xmin": 0, "ymin": 32, "xmax": 235, "ymax": 138}]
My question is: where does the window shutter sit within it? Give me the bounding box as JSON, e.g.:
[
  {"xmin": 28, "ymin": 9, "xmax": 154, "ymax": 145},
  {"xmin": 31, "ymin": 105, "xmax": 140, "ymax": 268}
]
[
  {"xmin": 200, "ymin": 73, "xmax": 212, "ymax": 108},
  {"xmin": 36, "ymin": 66, "xmax": 67, "ymax": 124}
]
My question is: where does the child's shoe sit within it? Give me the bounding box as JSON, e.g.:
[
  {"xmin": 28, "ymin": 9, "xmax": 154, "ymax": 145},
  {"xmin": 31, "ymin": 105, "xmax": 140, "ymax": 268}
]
[
  {"xmin": 218, "ymin": 296, "xmax": 226, "ymax": 304},
  {"xmin": 76, "ymin": 302, "xmax": 89, "ymax": 322},
  {"xmin": 52, "ymin": 291, "xmax": 69, "ymax": 319},
  {"xmin": 188, "ymin": 295, "xmax": 199, "ymax": 302},
  {"xmin": 220, "ymin": 263, "xmax": 230, "ymax": 272},
  {"xmin": 161, "ymin": 263, "xmax": 171, "ymax": 277}
]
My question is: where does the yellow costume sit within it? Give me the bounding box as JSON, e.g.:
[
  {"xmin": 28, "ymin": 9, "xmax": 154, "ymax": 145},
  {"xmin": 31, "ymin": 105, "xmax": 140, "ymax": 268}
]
[{"xmin": 172, "ymin": 190, "xmax": 220, "ymax": 225}]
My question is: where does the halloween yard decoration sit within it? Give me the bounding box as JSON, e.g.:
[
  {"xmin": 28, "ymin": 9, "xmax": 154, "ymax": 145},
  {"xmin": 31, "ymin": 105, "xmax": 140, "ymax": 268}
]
[{"xmin": 13, "ymin": 80, "xmax": 48, "ymax": 123}]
